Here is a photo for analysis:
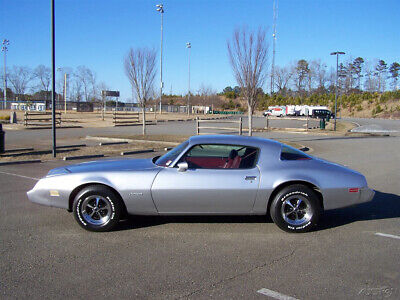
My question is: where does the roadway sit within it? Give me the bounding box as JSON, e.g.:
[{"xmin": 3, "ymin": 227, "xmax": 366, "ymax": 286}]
[{"xmin": 1, "ymin": 120, "xmax": 399, "ymax": 299}]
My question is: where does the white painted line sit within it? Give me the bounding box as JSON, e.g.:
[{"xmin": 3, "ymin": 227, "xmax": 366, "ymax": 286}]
[
  {"xmin": 375, "ymin": 232, "xmax": 400, "ymax": 240},
  {"xmin": 257, "ymin": 288, "xmax": 299, "ymax": 300},
  {"xmin": 0, "ymin": 171, "xmax": 39, "ymax": 181}
]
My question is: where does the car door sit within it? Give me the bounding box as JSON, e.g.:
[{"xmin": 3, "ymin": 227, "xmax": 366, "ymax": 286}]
[{"xmin": 151, "ymin": 144, "xmax": 260, "ymax": 214}]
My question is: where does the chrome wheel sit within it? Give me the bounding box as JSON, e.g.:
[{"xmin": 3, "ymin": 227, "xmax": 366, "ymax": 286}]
[
  {"xmin": 81, "ymin": 195, "xmax": 112, "ymax": 226},
  {"xmin": 281, "ymin": 195, "xmax": 312, "ymax": 226}
]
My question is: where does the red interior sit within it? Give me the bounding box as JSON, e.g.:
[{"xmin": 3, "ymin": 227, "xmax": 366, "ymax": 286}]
[
  {"xmin": 185, "ymin": 156, "xmax": 243, "ymax": 169},
  {"xmin": 186, "ymin": 157, "xmax": 227, "ymax": 168}
]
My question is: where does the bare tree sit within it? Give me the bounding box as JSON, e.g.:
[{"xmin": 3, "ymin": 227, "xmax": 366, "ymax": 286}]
[
  {"xmin": 8, "ymin": 66, "xmax": 33, "ymax": 97},
  {"xmin": 75, "ymin": 66, "xmax": 96, "ymax": 101},
  {"xmin": 227, "ymin": 27, "xmax": 268, "ymax": 136},
  {"xmin": 124, "ymin": 47, "xmax": 157, "ymax": 135},
  {"xmin": 71, "ymin": 73, "xmax": 83, "ymax": 102},
  {"xmin": 312, "ymin": 60, "xmax": 328, "ymax": 91},
  {"xmin": 33, "ymin": 65, "xmax": 51, "ymax": 98},
  {"xmin": 274, "ymin": 65, "xmax": 293, "ymax": 94},
  {"xmin": 198, "ymin": 83, "xmax": 213, "ymax": 107}
]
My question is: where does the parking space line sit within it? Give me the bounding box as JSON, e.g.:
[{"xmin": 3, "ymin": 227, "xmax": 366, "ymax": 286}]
[
  {"xmin": 375, "ymin": 232, "xmax": 400, "ymax": 240},
  {"xmin": 257, "ymin": 288, "xmax": 299, "ymax": 300},
  {"xmin": 0, "ymin": 171, "xmax": 39, "ymax": 181}
]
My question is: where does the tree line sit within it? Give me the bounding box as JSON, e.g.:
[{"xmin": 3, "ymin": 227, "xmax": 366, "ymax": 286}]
[
  {"xmin": 222, "ymin": 58, "xmax": 399, "ymax": 98},
  {"xmin": 0, "ymin": 65, "xmax": 105, "ymax": 102}
]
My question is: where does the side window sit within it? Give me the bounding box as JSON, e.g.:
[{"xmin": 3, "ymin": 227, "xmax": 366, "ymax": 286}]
[{"xmin": 180, "ymin": 144, "xmax": 258, "ymax": 169}]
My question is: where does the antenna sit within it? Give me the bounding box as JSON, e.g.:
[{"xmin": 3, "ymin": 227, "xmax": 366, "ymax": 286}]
[{"xmin": 270, "ymin": 0, "xmax": 278, "ymax": 94}]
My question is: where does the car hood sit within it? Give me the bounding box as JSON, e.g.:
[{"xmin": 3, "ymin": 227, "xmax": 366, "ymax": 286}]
[{"xmin": 47, "ymin": 158, "xmax": 159, "ymax": 176}]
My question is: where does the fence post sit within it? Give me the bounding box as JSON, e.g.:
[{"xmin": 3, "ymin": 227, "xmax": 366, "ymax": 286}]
[
  {"xmin": 306, "ymin": 114, "xmax": 309, "ymax": 131},
  {"xmin": 24, "ymin": 112, "xmax": 27, "ymax": 126},
  {"xmin": 196, "ymin": 117, "xmax": 200, "ymax": 135},
  {"xmin": 239, "ymin": 117, "xmax": 242, "ymax": 135},
  {"xmin": 266, "ymin": 114, "xmax": 269, "ymax": 131}
]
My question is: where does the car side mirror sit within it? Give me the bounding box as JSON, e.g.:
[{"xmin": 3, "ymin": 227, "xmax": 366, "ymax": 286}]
[{"xmin": 177, "ymin": 162, "xmax": 188, "ymax": 172}]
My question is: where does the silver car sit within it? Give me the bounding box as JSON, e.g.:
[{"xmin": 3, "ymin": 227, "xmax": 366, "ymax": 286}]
[{"xmin": 27, "ymin": 135, "xmax": 374, "ymax": 233}]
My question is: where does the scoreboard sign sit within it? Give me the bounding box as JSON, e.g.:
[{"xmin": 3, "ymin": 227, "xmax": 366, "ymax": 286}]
[{"xmin": 102, "ymin": 90, "xmax": 120, "ymax": 97}]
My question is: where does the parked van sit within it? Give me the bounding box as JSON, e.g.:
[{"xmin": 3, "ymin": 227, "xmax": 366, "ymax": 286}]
[{"xmin": 311, "ymin": 109, "xmax": 334, "ymax": 119}]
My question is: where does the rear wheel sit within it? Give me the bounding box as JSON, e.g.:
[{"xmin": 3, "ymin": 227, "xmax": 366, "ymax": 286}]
[
  {"xmin": 73, "ymin": 185, "xmax": 122, "ymax": 232},
  {"xmin": 270, "ymin": 184, "xmax": 322, "ymax": 233}
]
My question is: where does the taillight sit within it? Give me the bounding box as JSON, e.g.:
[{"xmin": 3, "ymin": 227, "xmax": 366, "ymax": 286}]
[{"xmin": 348, "ymin": 188, "xmax": 359, "ymax": 193}]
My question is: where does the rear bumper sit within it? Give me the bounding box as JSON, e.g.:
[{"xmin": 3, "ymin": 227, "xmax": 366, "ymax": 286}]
[
  {"xmin": 360, "ymin": 187, "xmax": 375, "ymax": 203},
  {"xmin": 323, "ymin": 187, "xmax": 375, "ymax": 210}
]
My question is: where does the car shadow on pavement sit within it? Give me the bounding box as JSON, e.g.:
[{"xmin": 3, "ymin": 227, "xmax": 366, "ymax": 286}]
[
  {"xmin": 318, "ymin": 191, "xmax": 400, "ymax": 230},
  {"xmin": 116, "ymin": 191, "xmax": 399, "ymax": 232},
  {"xmin": 116, "ymin": 215, "xmax": 269, "ymax": 231}
]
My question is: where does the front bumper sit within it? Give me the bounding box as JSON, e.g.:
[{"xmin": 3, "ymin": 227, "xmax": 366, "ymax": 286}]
[{"xmin": 27, "ymin": 179, "xmax": 70, "ymax": 210}]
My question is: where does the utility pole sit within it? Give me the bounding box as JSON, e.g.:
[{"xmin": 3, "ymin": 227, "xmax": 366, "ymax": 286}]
[
  {"xmin": 156, "ymin": 4, "xmax": 164, "ymax": 114},
  {"xmin": 270, "ymin": 0, "xmax": 278, "ymax": 95},
  {"xmin": 330, "ymin": 51, "xmax": 345, "ymax": 131},
  {"xmin": 186, "ymin": 42, "xmax": 191, "ymax": 115},
  {"xmin": 51, "ymin": 0, "xmax": 56, "ymax": 157},
  {"xmin": 2, "ymin": 39, "xmax": 9, "ymax": 110}
]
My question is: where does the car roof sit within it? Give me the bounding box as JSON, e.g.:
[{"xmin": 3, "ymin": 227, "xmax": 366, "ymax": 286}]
[{"xmin": 188, "ymin": 134, "xmax": 282, "ymax": 148}]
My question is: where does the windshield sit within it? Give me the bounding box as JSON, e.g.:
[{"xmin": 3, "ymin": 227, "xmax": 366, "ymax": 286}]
[{"xmin": 155, "ymin": 141, "xmax": 189, "ymax": 167}]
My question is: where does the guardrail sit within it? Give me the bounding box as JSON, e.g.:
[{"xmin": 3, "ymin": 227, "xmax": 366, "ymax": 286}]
[
  {"xmin": 113, "ymin": 111, "xmax": 140, "ymax": 126},
  {"xmin": 24, "ymin": 111, "xmax": 62, "ymax": 127},
  {"xmin": 196, "ymin": 117, "xmax": 242, "ymax": 135}
]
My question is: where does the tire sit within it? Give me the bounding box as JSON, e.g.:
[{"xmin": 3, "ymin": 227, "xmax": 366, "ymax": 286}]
[
  {"xmin": 73, "ymin": 185, "xmax": 123, "ymax": 232},
  {"xmin": 270, "ymin": 184, "xmax": 322, "ymax": 233}
]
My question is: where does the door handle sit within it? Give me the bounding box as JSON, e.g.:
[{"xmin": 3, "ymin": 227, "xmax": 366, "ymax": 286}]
[{"xmin": 245, "ymin": 176, "xmax": 257, "ymax": 181}]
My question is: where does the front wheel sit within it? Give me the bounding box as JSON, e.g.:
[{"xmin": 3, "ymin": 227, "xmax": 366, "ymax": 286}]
[
  {"xmin": 73, "ymin": 185, "xmax": 123, "ymax": 232},
  {"xmin": 270, "ymin": 184, "xmax": 322, "ymax": 233}
]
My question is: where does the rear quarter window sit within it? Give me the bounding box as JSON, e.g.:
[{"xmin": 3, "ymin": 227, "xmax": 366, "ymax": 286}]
[{"xmin": 280, "ymin": 145, "xmax": 311, "ymax": 161}]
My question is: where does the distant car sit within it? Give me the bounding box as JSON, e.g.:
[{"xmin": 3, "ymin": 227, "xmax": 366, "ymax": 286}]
[
  {"xmin": 312, "ymin": 109, "xmax": 334, "ymax": 119},
  {"xmin": 27, "ymin": 135, "xmax": 374, "ymax": 233}
]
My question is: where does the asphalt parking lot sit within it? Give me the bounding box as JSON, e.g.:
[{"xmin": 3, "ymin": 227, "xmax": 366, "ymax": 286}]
[{"xmin": 1, "ymin": 125, "xmax": 399, "ymax": 299}]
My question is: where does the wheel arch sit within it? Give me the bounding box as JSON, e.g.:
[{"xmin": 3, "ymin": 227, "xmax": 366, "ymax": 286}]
[
  {"xmin": 68, "ymin": 183, "xmax": 127, "ymax": 216},
  {"xmin": 266, "ymin": 180, "xmax": 324, "ymax": 215}
]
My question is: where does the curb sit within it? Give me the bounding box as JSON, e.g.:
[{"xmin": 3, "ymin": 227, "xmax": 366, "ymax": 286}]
[
  {"xmin": 57, "ymin": 144, "xmax": 86, "ymax": 149},
  {"xmin": 86, "ymin": 136, "xmax": 133, "ymax": 143},
  {"xmin": 63, "ymin": 154, "xmax": 104, "ymax": 161},
  {"xmin": 0, "ymin": 159, "xmax": 42, "ymax": 166},
  {"xmin": 121, "ymin": 149, "xmax": 154, "ymax": 156},
  {"xmin": 99, "ymin": 141, "xmax": 129, "ymax": 146},
  {"xmin": 4, "ymin": 147, "xmax": 35, "ymax": 153}
]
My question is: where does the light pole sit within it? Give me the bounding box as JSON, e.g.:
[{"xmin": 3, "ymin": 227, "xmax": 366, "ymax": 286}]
[
  {"xmin": 2, "ymin": 39, "xmax": 10, "ymax": 110},
  {"xmin": 51, "ymin": 0, "xmax": 56, "ymax": 157},
  {"xmin": 156, "ymin": 4, "xmax": 164, "ymax": 114},
  {"xmin": 330, "ymin": 51, "xmax": 345, "ymax": 131},
  {"xmin": 186, "ymin": 42, "xmax": 191, "ymax": 115}
]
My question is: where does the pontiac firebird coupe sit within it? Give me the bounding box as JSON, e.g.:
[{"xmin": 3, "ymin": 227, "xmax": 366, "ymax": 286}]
[{"xmin": 27, "ymin": 135, "xmax": 374, "ymax": 233}]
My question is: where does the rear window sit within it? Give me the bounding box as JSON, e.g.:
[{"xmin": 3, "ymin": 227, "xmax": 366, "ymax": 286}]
[{"xmin": 280, "ymin": 145, "xmax": 311, "ymax": 161}]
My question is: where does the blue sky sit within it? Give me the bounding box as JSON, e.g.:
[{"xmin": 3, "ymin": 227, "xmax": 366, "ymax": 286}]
[{"xmin": 1, "ymin": 0, "xmax": 399, "ymax": 100}]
